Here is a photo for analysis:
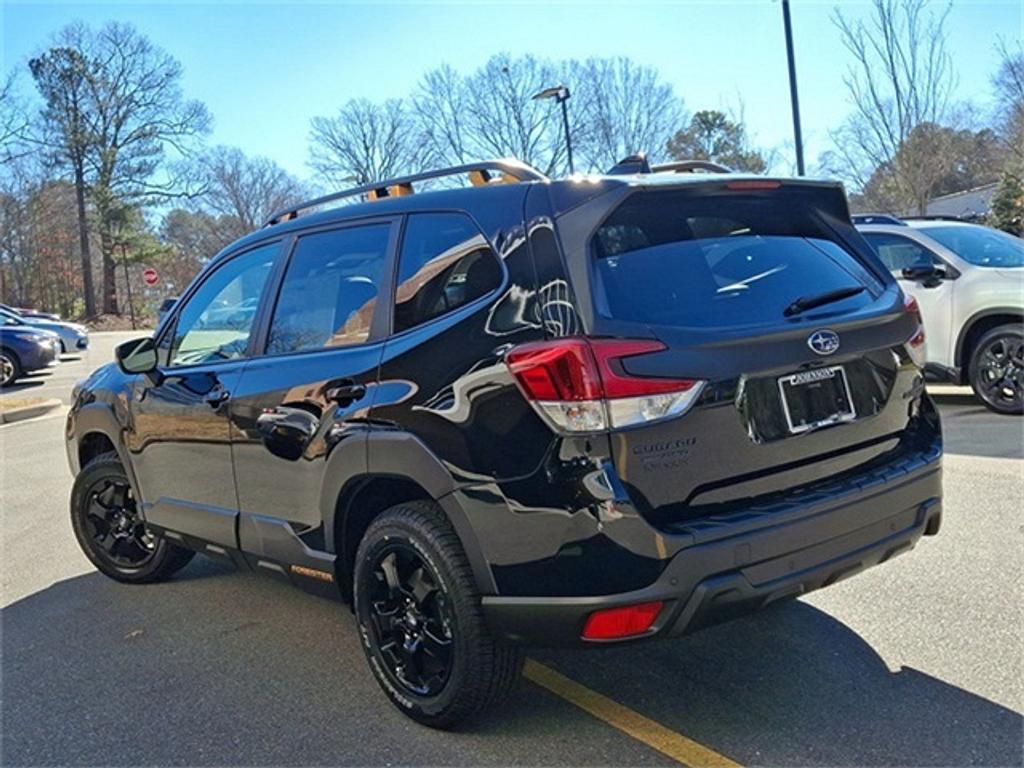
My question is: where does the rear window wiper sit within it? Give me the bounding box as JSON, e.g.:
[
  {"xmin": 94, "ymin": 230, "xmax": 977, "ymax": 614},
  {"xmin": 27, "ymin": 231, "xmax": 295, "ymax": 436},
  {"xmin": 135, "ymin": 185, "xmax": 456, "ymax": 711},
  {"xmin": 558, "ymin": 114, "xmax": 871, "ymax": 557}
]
[{"xmin": 784, "ymin": 286, "xmax": 866, "ymax": 317}]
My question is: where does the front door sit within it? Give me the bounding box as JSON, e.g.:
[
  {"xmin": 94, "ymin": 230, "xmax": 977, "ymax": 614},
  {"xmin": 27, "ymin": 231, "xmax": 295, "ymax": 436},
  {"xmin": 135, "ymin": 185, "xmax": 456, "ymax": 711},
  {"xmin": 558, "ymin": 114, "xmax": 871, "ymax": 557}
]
[
  {"xmin": 127, "ymin": 240, "xmax": 280, "ymax": 548},
  {"xmin": 862, "ymin": 231, "xmax": 955, "ymax": 362},
  {"xmin": 230, "ymin": 221, "xmax": 395, "ymax": 552}
]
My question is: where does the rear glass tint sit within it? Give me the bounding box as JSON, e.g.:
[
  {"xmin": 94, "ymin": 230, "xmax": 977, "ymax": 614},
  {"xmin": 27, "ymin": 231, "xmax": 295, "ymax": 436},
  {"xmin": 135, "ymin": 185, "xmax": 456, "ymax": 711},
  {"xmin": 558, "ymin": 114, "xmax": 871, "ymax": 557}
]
[{"xmin": 592, "ymin": 189, "xmax": 878, "ymax": 328}]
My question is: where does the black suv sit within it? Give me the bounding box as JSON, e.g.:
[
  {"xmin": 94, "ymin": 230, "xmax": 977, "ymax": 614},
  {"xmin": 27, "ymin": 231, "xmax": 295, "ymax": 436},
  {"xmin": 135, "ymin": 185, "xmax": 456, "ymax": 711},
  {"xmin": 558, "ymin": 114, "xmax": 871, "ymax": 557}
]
[{"xmin": 66, "ymin": 158, "xmax": 942, "ymax": 728}]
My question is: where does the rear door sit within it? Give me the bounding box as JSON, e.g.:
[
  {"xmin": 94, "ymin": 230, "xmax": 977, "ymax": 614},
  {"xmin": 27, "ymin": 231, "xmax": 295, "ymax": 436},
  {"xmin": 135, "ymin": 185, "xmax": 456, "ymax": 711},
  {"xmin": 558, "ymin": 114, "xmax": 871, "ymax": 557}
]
[
  {"xmin": 576, "ymin": 183, "xmax": 922, "ymax": 525},
  {"xmin": 229, "ymin": 220, "xmax": 396, "ymax": 553}
]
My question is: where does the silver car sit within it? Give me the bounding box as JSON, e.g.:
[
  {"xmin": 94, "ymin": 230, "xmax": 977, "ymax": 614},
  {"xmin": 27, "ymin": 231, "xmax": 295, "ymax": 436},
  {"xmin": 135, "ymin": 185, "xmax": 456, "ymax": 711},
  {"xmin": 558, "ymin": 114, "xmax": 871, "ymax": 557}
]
[{"xmin": 0, "ymin": 307, "xmax": 89, "ymax": 354}]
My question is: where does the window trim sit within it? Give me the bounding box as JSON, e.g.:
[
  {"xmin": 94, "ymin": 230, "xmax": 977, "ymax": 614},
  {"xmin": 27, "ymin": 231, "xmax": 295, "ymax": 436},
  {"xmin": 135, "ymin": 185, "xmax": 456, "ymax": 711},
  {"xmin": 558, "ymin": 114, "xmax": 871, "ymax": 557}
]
[
  {"xmin": 155, "ymin": 237, "xmax": 286, "ymax": 372},
  {"xmin": 384, "ymin": 209, "xmax": 507, "ymax": 341},
  {"xmin": 863, "ymin": 231, "xmax": 960, "ymax": 279},
  {"xmin": 254, "ymin": 216, "xmax": 400, "ymax": 360}
]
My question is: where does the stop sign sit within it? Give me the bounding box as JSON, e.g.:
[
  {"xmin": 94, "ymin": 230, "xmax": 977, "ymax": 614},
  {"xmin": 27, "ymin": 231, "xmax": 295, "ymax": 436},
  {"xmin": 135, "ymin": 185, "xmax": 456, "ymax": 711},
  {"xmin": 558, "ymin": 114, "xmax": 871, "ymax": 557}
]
[{"xmin": 142, "ymin": 268, "xmax": 159, "ymax": 287}]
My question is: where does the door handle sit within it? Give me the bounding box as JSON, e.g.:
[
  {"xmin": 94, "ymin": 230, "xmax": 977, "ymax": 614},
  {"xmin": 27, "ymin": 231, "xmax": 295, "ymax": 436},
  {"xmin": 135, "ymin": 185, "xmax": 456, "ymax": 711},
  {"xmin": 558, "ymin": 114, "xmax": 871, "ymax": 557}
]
[
  {"xmin": 325, "ymin": 380, "xmax": 366, "ymax": 405},
  {"xmin": 204, "ymin": 388, "xmax": 230, "ymax": 407}
]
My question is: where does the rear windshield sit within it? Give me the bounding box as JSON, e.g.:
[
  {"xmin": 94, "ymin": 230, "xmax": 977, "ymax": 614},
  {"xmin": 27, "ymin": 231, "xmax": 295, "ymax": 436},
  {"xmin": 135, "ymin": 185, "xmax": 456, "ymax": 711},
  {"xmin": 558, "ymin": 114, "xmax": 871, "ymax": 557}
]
[{"xmin": 592, "ymin": 189, "xmax": 880, "ymax": 328}]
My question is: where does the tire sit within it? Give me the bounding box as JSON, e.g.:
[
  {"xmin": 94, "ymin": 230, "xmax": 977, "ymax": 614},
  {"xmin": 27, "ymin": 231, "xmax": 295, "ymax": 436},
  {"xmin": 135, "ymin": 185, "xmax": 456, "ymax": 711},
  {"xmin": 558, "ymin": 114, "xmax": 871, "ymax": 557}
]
[
  {"xmin": 353, "ymin": 500, "xmax": 523, "ymax": 729},
  {"xmin": 70, "ymin": 452, "xmax": 195, "ymax": 583},
  {"xmin": 968, "ymin": 324, "xmax": 1024, "ymax": 415},
  {"xmin": 0, "ymin": 348, "xmax": 21, "ymax": 388}
]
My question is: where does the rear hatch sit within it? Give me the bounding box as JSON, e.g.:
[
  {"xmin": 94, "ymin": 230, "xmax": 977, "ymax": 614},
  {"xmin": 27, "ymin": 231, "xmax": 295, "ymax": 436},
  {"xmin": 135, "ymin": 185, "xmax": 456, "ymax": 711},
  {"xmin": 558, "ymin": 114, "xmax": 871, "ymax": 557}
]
[{"xmin": 576, "ymin": 180, "xmax": 925, "ymax": 527}]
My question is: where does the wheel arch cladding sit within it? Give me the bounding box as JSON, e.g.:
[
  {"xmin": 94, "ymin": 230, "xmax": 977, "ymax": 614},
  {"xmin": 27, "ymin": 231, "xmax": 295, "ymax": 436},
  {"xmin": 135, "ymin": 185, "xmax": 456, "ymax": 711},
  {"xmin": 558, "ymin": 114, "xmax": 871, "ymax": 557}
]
[
  {"xmin": 956, "ymin": 309, "xmax": 1024, "ymax": 381},
  {"xmin": 326, "ymin": 431, "xmax": 497, "ymax": 599}
]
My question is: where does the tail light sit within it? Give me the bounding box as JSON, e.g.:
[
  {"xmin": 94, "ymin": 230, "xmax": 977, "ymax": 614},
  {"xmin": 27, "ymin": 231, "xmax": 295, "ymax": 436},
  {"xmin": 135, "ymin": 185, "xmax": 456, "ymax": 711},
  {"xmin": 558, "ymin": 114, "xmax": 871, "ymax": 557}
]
[
  {"xmin": 505, "ymin": 337, "xmax": 704, "ymax": 433},
  {"xmin": 904, "ymin": 294, "xmax": 926, "ymax": 366},
  {"xmin": 582, "ymin": 601, "xmax": 664, "ymax": 640}
]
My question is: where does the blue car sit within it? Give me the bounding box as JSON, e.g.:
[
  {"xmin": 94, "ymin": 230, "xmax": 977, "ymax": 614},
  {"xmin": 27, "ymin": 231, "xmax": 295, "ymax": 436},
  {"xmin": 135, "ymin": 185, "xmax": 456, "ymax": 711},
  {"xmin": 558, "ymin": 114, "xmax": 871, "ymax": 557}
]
[{"xmin": 0, "ymin": 313, "xmax": 61, "ymax": 387}]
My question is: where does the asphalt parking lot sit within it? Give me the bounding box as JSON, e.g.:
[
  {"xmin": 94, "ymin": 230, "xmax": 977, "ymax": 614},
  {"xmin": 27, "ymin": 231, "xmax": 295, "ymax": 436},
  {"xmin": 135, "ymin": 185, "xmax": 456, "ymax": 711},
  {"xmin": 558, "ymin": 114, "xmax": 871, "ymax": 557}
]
[{"xmin": 2, "ymin": 332, "xmax": 1022, "ymax": 767}]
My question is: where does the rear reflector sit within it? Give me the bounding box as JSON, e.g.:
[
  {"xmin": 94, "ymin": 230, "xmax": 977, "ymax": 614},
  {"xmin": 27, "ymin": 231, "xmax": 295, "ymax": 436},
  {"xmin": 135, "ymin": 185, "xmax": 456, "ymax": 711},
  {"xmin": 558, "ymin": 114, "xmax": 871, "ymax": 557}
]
[
  {"xmin": 582, "ymin": 601, "xmax": 664, "ymax": 640},
  {"xmin": 505, "ymin": 337, "xmax": 704, "ymax": 433}
]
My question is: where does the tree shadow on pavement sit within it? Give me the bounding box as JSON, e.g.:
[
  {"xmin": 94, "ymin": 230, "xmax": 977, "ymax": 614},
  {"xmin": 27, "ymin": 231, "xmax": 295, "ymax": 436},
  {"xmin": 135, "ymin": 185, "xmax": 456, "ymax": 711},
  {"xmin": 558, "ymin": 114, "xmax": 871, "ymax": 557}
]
[
  {"xmin": 0, "ymin": 562, "xmax": 670, "ymax": 767},
  {"xmin": 3, "ymin": 562, "xmax": 1020, "ymax": 767}
]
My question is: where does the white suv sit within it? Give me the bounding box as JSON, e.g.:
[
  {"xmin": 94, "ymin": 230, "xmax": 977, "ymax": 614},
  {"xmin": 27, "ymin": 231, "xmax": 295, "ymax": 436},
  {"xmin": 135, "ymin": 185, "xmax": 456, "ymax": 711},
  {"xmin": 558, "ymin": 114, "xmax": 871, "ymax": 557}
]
[{"xmin": 856, "ymin": 219, "xmax": 1024, "ymax": 414}]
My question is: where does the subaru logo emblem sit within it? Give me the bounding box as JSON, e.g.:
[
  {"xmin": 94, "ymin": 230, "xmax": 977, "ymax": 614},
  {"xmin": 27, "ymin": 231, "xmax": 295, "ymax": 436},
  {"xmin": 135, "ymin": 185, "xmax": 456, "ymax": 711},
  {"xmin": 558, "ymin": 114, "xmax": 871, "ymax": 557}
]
[{"xmin": 808, "ymin": 329, "xmax": 840, "ymax": 356}]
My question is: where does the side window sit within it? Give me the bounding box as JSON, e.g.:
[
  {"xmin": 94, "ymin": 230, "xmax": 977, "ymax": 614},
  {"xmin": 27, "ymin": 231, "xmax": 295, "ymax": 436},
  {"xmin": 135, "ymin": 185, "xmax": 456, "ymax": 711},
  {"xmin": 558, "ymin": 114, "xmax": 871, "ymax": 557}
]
[
  {"xmin": 267, "ymin": 224, "xmax": 389, "ymax": 355},
  {"xmin": 168, "ymin": 242, "xmax": 277, "ymax": 367},
  {"xmin": 394, "ymin": 213, "xmax": 502, "ymax": 333},
  {"xmin": 863, "ymin": 233, "xmax": 937, "ymax": 273}
]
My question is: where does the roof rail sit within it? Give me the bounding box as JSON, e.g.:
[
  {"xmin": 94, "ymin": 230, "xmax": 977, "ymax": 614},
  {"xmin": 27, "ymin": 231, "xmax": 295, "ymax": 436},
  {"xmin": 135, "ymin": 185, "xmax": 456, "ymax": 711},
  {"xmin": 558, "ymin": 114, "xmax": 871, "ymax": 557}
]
[
  {"xmin": 264, "ymin": 158, "xmax": 547, "ymax": 227},
  {"xmin": 650, "ymin": 160, "xmax": 732, "ymax": 174},
  {"xmin": 851, "ymin": 213, "xmax": 906, "ymax": 226},
  {"xmin": 901, "ymin": 215, "xmax": 967, "ymax": 222}
]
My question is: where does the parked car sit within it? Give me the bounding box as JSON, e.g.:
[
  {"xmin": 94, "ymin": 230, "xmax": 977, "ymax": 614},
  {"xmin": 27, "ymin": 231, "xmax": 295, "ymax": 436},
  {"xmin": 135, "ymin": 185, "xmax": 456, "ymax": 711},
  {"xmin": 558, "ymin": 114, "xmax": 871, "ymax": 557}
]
[
  {"xmin": 0, "ymin": 313, "xmax": 61, "ymax": 386},
  {"xmin": 66, "ymin": 158, "xmax": 941, "ymax": 728},
  {"xmin": 157, "ymin": 297, "xmax": 177, "ymax": 324},
  {"xmin": 856, "ymin": 218, "xmax": 1024, "ymax": 414},
  {"xmin": 1, "ymin": 303, "xmax": 62, "ymax": 321},
  {"xmin": 0, "ymin": 306, "xmax": 89, "ymax": 354}
]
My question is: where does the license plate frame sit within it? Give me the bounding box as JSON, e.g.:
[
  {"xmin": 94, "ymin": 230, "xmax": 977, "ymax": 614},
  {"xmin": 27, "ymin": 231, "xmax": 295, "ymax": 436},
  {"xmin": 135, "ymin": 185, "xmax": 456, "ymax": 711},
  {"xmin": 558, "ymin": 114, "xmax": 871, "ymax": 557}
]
[{"xmin": 777, "ymin": 365, "xmax": 856, "ymax": 435}]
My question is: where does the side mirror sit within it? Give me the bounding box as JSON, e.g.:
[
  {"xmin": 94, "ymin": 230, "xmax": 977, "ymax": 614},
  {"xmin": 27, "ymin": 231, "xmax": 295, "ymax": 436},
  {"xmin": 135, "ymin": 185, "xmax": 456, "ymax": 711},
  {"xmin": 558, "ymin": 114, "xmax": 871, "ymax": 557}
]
[
  {"xmin": 115, "ymin": 337, "xmax": 163, "ymax": 384},
  {"xmin": 901, "ymin": 264, "xmax": 945, "ymax": 288}
]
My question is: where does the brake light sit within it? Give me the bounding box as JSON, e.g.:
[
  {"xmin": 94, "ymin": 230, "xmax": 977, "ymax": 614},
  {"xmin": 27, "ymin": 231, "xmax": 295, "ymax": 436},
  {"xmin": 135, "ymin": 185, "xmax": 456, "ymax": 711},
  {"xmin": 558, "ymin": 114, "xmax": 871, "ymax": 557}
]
[
  {"xmin": 725, "ymin": 180, "xmax": 781, "ymax": 191},
  {"xmin": 505, "ymin": 337, "xmax": 704, "ymax": 432},
  {"xmin": 582, "ymin": 601, "xmax": 664, "ymax": 640}
]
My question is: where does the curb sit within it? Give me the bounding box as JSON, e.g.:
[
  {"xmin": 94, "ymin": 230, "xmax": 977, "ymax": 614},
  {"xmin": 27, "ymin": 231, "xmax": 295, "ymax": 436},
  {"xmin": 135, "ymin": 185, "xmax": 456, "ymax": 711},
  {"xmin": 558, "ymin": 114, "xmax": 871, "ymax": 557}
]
[{"xmin": 0, "ymin": 398, "xmax": 63, "ymax": 425}]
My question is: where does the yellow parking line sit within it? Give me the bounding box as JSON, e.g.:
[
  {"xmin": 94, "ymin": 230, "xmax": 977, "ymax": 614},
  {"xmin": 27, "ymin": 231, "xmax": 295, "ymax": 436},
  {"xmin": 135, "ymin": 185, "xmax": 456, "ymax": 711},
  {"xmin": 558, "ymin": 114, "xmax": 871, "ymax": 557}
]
[{"xmin": 524, "ymin": 659, "xmax": 743, "ymax": 768}]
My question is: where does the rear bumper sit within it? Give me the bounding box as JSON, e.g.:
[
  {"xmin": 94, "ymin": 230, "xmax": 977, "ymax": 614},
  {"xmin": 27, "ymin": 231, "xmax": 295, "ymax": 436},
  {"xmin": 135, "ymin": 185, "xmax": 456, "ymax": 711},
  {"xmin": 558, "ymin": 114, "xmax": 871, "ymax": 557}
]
[{"xmin": 482, "ymin": 455, "xmax": 942, "ymax": 646}]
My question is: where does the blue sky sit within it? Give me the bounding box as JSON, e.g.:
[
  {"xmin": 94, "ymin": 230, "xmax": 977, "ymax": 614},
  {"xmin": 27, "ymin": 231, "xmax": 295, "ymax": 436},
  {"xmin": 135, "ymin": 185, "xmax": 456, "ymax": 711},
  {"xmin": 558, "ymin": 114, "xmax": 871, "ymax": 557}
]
[{"xmin": 3, "ymin": 0, "xmax": 1021, "ymax": 180}]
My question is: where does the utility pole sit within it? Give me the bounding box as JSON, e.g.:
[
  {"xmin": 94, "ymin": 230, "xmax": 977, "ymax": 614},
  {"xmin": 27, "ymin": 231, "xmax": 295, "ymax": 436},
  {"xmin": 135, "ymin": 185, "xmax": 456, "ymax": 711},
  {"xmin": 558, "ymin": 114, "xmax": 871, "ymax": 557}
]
[
  {"xmin": 120, "ymin": 243, "xmax": 136, "ymax": 330},
  {"xmin": 781, "ymin": 0, "xmax": 806, "ymax": 175}
]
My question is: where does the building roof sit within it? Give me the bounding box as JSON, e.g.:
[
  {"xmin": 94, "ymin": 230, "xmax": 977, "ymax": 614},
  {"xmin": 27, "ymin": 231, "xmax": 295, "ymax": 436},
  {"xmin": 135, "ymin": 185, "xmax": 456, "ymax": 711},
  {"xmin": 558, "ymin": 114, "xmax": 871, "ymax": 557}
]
[{"xmin": 924, "ymin": 182, "xmax": 998, "ymax": 219}]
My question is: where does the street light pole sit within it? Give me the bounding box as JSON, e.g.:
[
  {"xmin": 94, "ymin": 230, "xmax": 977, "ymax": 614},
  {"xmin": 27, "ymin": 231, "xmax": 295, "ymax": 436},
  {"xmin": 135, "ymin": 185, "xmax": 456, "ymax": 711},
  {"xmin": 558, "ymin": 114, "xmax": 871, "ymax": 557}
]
[
  {"xmin": 532, "ymin": 86, "xmax": 574, "ymax": 175},
  {"xmin": 559, "ymin": 96, "xmax": 574, "ymax": 175},
  {"xmin": 781, "ymin": 0, "xmax": 806, "ymax": 176}
]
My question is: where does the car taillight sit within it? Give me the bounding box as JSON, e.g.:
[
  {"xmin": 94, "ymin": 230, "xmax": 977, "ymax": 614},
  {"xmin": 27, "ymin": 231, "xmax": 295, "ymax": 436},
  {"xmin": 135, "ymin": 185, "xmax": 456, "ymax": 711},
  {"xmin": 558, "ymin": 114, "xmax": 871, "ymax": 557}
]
[
  {"xmin": 505, "ymin": 337, "xmax": 704, "ymax": 433},
  {"xmin": 904, "ymin": 294, "xmax": 927, "ymax": 365},
  {"xmin": 581, "ymin": 601, "xmax": 664, "ymax": 640}
]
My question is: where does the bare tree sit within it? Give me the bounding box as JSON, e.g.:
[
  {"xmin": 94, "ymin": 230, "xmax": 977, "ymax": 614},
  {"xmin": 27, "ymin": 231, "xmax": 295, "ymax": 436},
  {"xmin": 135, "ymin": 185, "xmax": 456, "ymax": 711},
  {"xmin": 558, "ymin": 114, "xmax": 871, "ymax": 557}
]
[
  {"xmin": 413, "ymin": 64, "xmax": 471, "ymax": 167},
  {"xmin": 829, "ymin": 0, "xmax": 956, "ymax": 213},
  {"xmin": 28, "ymin": 40, "xmax": 98, "ymax": 315},
  {"xmin": 195, "ymin": 146, "xmax": 305, "ymax": 239},
  {"xmin": 413, "ymin": 54, "xmax": 567, "ymax": 176},
  {"xmin": 0, "ymin": 71, "xmax": 31, "ymax": 165},
  {"xmin": 571, "ymin": 57, "xmax": 685, "ymax": 171},
  {"xmin": 993, "ymin": 38, "xmax": 1024, "ymax": 161},
  {"xmin": 309, "ymin": 98, "xmax": 428, "ymax": 186},
  {"xmin": 29, "ymin": 22, "xmax": 210, "ymax": 316}
]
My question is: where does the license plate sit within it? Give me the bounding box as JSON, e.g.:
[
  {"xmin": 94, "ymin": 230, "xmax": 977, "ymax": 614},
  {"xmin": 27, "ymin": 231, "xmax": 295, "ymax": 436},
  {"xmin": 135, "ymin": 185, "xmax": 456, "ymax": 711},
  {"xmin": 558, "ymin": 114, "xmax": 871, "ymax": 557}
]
[{"xmin": 778, "ymin": 365, "xmax": 856, "ymax": 434}]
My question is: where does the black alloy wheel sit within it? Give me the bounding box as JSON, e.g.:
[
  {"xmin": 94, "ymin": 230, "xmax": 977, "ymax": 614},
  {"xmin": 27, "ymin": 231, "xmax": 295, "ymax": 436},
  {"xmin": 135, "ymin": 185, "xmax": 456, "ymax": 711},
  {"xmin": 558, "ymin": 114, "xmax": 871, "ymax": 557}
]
[
  {"xmin": 970, "ymin": 325, "xmax": 1024, "ymax": 415},
  {"xmin": 364, "ymin": 542, "xmax": 454, "ymax": 697},
  {"xmin": 353, "ymin": 501, "xmax": 523, "ymax": 729},
  {"xmin": 83, "ymin": 478, "xmax": 156, "ymax": 568},
  {"xmin": 70, "ymin": 452, "xmax": 195, "ymax": 583}
]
